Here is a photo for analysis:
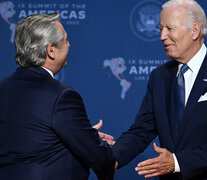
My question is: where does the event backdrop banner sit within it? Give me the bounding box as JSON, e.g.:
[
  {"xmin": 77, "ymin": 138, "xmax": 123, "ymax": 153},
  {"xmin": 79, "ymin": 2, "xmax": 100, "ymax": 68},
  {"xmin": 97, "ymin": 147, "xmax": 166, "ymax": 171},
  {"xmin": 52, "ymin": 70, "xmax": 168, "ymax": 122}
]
[{"xmin": 0, "ymin": 0, "xmax": 207, "ymax": 180}]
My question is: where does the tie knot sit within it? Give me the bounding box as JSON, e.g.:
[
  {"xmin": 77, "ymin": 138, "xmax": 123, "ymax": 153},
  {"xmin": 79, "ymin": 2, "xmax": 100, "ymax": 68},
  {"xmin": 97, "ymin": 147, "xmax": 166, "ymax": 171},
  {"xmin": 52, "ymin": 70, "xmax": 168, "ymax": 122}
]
[{"xmin": 180, "ymin": 64, "xmax": 188, "ymax": 74}]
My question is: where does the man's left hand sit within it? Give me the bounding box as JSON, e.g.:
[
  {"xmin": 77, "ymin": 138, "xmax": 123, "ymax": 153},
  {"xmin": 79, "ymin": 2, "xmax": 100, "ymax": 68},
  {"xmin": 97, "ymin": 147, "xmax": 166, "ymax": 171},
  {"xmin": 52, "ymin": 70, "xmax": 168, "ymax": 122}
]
[{"xmin": 135, "ymin": 143, "xmax": 174, "ymax": 178}]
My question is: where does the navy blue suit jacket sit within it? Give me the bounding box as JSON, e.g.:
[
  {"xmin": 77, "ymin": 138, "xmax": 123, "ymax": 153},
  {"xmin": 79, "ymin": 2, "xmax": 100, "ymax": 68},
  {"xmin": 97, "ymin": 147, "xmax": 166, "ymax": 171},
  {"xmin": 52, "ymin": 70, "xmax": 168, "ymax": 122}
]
[
  {"xmin": 112, "ymin": 55, "xmax": 207, "ymax": 180},
  {"xmin": 0, "ymin": 67, "xmax": 115, "ymax": 180}
]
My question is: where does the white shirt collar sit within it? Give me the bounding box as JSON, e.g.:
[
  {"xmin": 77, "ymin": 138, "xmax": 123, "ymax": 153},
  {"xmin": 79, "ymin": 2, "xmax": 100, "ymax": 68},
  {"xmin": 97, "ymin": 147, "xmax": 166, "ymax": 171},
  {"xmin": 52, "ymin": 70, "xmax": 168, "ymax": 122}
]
[
  {"xmin": 187, "ymin": 43, "xmax": 207, "ymax": 75},
  {"xmin": 178, "ymin": 43, "xmax": 207, "ymax": 75},
  {"xmin": 41, "ymin": 66, "xmax": 54, "ymax": 78}
]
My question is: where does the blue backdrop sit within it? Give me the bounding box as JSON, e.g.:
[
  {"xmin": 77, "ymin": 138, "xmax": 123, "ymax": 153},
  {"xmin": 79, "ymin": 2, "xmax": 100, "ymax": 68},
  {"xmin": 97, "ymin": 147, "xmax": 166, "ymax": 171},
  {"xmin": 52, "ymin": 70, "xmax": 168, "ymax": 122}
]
[{"xmin": 0, "ymin": 0, "xmax": 207, "ymax": 179}]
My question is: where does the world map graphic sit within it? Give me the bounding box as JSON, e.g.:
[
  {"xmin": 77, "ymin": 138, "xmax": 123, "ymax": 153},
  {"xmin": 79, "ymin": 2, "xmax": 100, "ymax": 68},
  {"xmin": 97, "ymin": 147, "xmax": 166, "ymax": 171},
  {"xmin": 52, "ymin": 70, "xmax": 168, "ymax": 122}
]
[
  {"xmin": 104, "ymin": 57, "xmax": 131, "ymax": 99},
  {"xmin": 0, "ymin": 1, "xmax": 16, "ymax": 43}
]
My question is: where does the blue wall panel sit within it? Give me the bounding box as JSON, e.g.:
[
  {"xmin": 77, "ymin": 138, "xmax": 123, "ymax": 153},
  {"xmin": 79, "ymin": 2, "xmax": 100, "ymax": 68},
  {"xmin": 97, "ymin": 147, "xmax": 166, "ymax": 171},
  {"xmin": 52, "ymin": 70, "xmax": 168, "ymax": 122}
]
[{"xmin": 0, "ymin": 0, "xmax": 207, "ymax": 179}]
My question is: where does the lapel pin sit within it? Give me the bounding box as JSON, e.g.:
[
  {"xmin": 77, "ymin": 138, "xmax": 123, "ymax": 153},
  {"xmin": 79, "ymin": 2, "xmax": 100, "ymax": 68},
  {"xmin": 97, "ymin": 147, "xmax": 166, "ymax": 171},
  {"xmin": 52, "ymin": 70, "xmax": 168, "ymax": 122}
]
[{"xmin": 203, "ymin": 79, "xmax": 207, "ymax": 82}]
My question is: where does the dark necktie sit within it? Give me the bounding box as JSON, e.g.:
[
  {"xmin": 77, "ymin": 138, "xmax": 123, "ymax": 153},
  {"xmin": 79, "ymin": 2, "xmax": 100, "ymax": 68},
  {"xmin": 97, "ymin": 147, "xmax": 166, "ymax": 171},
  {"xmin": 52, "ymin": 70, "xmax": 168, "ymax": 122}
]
[{"xmin": 174, "ymin": 64, "xmax": 189, "ymax": 137}]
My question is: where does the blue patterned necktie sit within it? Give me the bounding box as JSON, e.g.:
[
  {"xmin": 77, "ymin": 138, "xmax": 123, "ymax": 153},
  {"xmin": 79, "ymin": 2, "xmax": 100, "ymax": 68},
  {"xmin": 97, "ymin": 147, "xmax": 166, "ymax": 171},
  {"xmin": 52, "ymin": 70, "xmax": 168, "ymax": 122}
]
[{"xmin": 174, "ymin": 64, "xmax": 189, "ymax": 137}]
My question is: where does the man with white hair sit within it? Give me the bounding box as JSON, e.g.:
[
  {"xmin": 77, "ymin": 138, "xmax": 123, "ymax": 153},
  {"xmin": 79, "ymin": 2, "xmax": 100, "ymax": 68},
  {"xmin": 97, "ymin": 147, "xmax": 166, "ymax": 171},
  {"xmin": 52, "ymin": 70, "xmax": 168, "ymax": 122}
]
[
  {"xmin": 112, "ymin": 0, "xmax": 207, "ymax": 179},
  {"xmin": 0, "ymin": 13, "xmax": 115, "ymax": 180}
]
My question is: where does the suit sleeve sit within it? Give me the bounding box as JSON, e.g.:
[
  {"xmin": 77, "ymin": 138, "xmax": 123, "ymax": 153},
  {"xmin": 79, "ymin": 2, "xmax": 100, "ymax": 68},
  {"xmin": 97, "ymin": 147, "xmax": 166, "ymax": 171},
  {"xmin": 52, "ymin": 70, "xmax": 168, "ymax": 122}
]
[
  {"xmin": 176, "ymin": 145, "xmax": 207, "ymax": 179},
  {"xmin": 112, "ymin": 73, "xmax": 157, "ymax": 168},
  {"xmin": 52, "ymin": 88, "xmax": 115, "ymax": 180}
]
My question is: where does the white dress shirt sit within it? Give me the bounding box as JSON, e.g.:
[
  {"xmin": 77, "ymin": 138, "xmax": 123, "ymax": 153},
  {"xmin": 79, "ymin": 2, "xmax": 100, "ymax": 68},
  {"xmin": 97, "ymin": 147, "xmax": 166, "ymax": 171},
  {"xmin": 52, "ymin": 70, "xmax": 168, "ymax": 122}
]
[
  {"xmin": 173, "ymin": 43, "xmax": 207, "ymax": 172},
  {"xmin": 41, "ymin": 66, "xmax": 54, "ymax": 78}
]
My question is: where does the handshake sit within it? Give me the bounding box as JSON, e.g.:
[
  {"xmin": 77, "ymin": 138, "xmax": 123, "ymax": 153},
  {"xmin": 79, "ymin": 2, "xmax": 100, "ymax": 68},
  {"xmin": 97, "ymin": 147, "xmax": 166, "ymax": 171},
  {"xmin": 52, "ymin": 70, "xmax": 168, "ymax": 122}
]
[
  {"xmin": 93, "ymin": 120, "xmax": 115, "ymax": 146},
  {"xmin": 93, "ymin": 120, "xmax": 175, "ymax": 178}
]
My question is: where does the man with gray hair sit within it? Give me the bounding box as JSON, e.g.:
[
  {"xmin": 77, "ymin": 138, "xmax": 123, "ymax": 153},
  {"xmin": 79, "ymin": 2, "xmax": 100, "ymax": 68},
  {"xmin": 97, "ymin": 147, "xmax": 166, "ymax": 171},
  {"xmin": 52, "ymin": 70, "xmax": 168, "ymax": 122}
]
[
  {"xmin": 112, "ymin": 0, "xmax": 207, "ymax": 179},
  {"xmin": 0, "ymin": 13, "xmax": 115, "ymax": 180}
]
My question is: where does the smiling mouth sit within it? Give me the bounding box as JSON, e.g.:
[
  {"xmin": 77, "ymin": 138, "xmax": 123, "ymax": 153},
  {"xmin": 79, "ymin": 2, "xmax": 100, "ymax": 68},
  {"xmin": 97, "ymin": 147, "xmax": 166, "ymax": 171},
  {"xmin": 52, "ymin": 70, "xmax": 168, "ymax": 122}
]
[{"xmin": 164, "ymin": 44, "xmax": 173, "ymax": 50}]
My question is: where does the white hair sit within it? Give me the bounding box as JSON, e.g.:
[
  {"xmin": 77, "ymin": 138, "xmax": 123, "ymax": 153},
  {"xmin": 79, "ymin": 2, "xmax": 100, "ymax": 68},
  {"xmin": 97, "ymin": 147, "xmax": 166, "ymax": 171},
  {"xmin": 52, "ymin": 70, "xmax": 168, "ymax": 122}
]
[
  {"xmin": 162, "ymin": 0, "xmax": 207, "ymax": 35},
  {"xmin": 15, "ymin": 13, "xmax": 64, "ymax": 67}
]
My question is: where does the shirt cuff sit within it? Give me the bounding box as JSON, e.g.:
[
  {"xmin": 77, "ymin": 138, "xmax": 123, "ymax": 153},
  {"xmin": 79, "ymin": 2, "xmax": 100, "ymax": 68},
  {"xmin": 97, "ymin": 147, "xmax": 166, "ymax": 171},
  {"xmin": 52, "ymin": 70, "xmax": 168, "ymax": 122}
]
[{"xmin": 173, "ymin": 153, "xmax": 180, "ymax": 173}]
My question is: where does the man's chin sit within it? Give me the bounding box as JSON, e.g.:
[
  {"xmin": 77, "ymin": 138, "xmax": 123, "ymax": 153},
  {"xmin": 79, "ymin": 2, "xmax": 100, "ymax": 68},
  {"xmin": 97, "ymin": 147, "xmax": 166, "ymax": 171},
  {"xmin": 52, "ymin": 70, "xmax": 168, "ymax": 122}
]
[{"xmin": 165, "ymin": 52, "xmax": 174, "ymax": 59}]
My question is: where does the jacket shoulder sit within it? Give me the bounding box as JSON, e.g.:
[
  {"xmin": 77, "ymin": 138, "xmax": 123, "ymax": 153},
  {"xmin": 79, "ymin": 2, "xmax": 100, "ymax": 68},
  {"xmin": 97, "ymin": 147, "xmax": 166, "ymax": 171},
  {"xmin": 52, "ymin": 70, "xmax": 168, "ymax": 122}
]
[
  {"xmin": 149, "ymin": 59, "xmax": 177, "ymax": 79},
  {"xmin": 153, "ymin": 60, "xmax": 176, "ymax": 74}
]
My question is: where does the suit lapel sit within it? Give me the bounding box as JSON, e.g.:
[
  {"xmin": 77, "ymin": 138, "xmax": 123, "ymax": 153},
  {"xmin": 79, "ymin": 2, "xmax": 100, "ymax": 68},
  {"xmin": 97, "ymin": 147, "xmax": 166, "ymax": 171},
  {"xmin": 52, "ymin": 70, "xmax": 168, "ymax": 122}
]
[{"xmin": 177, "ymin": 55, "xmax": 207, "ymax": 142}]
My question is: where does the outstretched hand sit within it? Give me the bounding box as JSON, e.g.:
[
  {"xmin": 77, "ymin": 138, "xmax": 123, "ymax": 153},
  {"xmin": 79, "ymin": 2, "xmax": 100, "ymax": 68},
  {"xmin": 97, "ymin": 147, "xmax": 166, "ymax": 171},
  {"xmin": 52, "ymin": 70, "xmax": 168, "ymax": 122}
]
[
  {"xmin": 93, "ymin": 120, "xmax": 115, "ymax": 146},
  {"xmin": 135, "ymin": 143, "xmax": 174, "ymax": 178}
]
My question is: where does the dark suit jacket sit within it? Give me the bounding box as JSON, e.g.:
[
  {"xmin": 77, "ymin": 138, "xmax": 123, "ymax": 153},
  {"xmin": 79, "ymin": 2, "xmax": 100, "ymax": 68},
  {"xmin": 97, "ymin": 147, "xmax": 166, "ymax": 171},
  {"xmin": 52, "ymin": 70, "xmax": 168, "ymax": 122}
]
[
  {"xmin": 0, "ymin": 67, "xmax": 115, "ymax": 180},
  {"xmin": 112, "ymin": 55, "xmax": 207, "ymax": 180}
]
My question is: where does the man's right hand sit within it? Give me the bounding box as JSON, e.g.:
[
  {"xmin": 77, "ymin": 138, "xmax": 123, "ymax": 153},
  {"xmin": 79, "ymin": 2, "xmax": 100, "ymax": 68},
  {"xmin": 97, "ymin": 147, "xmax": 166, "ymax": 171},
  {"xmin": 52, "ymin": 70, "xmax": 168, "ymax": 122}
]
[{"xmin": 93, "ymin": 120, "xmax": 115, "ymax": 146}]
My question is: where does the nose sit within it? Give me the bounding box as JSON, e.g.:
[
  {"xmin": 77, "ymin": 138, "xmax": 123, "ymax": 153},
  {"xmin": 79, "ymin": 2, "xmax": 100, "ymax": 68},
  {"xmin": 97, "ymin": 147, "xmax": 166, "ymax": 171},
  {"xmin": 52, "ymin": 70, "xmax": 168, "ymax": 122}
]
[{"xmin": 160, "ymin": 29, "xmax": 168, "ymax": 41}]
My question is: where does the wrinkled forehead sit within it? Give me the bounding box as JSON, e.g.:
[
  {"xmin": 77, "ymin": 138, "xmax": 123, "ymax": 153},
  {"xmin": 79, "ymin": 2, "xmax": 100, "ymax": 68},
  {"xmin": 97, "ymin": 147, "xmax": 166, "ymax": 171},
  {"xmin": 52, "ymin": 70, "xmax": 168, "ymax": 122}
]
[{"xmin": 160, "ymin": 5, "xmax": 187, "ymax": 26}]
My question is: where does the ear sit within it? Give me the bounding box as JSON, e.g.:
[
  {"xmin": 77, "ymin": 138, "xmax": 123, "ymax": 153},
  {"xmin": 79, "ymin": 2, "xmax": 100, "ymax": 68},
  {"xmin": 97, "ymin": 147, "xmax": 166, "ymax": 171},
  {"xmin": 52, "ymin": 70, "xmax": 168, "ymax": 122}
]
[
  {"xmin": 46, "ymin": 44, "xmax": 56, "ymax": 60},
  {"xmin": 192, "ymin": 22, "xmax": 201, "ymax": 40}
]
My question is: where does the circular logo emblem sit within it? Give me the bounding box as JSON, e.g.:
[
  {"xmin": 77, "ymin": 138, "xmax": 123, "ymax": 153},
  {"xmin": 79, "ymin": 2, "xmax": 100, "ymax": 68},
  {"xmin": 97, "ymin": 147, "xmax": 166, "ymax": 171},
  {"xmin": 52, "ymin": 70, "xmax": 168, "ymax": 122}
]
[{"xmin": 130, "ymin": 0, "xmax": 162, "ymax": 41}]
